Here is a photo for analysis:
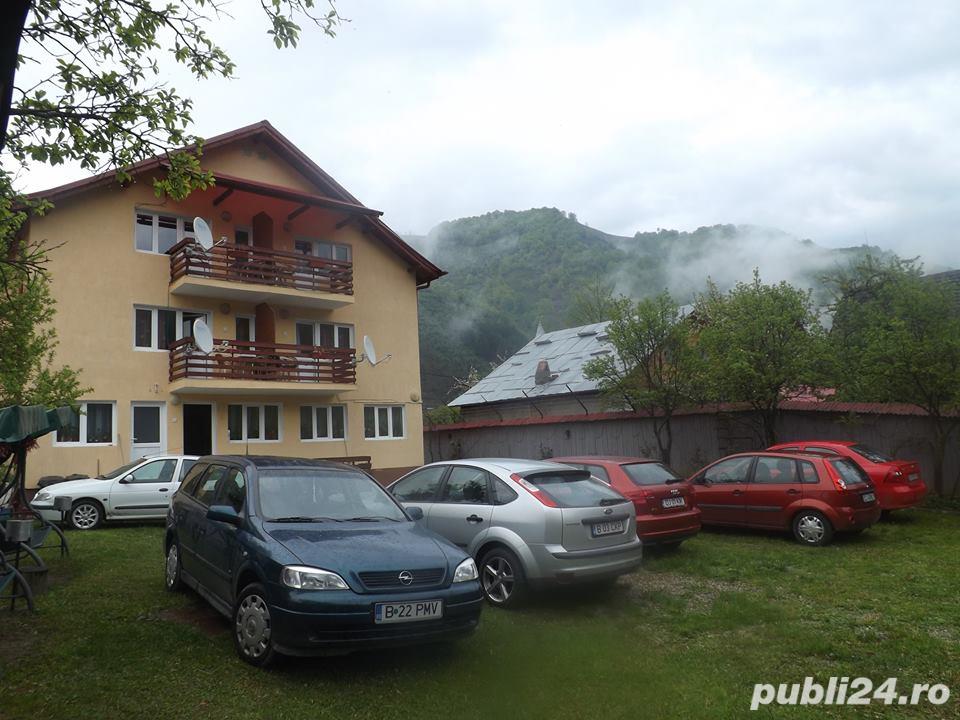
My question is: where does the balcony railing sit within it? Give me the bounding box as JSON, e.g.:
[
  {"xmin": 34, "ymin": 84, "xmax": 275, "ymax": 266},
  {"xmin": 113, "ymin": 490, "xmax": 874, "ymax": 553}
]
[
  {"xmin": 169, "ymin": 338, "xmax": 357, "ymax": 385},
  {"xmin": 168, "ymin": 240, "xmax": 354, "ymax": 295}
]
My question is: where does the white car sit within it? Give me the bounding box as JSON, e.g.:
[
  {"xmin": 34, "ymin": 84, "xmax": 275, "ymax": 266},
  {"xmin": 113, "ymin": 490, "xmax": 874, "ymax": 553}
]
[{"xmin": 31, "ymin": 455, "xmax": 199, "ymax": 530}]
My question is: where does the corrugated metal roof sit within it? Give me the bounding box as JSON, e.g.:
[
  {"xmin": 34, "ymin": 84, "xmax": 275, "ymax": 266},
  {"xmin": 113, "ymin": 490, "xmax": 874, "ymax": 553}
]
[{"xmin": 449, "ymin": 321, "xmax": 613, "ymax": 407}]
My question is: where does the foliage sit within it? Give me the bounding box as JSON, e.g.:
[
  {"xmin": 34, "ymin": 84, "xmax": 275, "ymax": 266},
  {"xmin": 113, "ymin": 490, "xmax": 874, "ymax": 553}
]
[
  {"xmin": 424, "ymin": 404, "xmax": 462, "ymax": 427},
  {"xmin": 583, "ymin": 292, "xmax": 703, "ymax": 464},
  {"xmin": 694, "ymin": 271, "xmax": 826, "ymax": 446},
  {"xmin": 567, "ymin": 275, "xmax": 617, "ymax": 325},
  {"xmin": 824, "ymin": 255, "xmax": 960, "ymax": 495}
]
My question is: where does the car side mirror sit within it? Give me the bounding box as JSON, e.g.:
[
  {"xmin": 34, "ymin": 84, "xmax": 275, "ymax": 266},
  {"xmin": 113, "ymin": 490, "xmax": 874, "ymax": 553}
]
[
  {"xmin": 405, "ymin": 506, "xmax": 424, "ymax": 521},
  {"xmin": 119, "ymin": 475, "xmax": 134, "ymax": 484},
  {"xmin": 207, "ymin": 504, "xmax": 242, "ymax": 526}
]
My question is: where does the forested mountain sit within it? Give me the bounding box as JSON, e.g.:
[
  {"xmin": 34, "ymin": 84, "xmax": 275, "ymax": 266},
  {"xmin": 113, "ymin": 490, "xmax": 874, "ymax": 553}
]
[{"xmin": 411, "ymin": 208, "xmax": 890, "ymax": 406}]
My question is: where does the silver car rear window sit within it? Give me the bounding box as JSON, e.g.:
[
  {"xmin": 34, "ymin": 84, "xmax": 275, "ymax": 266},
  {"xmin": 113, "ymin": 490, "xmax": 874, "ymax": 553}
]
[{"xmin": 524, "ymin": 471, "xmax": 625, "ymax": 508}]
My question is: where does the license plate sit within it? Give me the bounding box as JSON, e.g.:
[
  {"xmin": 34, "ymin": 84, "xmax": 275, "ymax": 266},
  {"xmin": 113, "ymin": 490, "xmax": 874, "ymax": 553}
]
[
  {"xmin": 374, "ymin": 600, "xmax": 443, "ymax": 624},
  {"xmin": 862, "ymin": 492, "xmax": 876, "ymax": 503},
  {"xmin": 908, "ymin": 473, "xmax": 919, "ymax": 483},
  {"xmin": 592, "ymin": 520, "xmax": 625, "ymax": 537},
  {"xmin": 662, "ymin": 497, "xmax": 686, "ymax": 509}
]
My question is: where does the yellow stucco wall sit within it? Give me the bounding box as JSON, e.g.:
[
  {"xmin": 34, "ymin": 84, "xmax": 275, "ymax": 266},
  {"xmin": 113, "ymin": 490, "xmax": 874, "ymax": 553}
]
[{"xmin": 23, "ymin": 141, "xmax": 426, "ymax": 486}]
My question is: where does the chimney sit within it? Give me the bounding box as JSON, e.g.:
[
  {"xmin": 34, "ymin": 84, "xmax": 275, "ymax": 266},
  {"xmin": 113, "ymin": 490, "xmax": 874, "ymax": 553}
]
[{"xmin": 535, "ymin": 360, "xmax": 557, "ymax": 385}]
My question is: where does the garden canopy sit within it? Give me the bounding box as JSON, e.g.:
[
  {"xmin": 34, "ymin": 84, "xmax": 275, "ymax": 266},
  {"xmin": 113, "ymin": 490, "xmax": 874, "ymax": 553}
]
[{"xmin": 0, "ymin": 405, "xmax": 73, "ymax": 444}]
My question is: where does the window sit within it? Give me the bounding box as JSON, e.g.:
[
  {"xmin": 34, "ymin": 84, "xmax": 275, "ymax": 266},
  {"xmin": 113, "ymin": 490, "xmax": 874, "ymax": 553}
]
[
  {"xmin": 364, "ymin": 405, "xmax": 405, "ymax": 439},
  {"xmin": 179, "ymin": 459, "xmax": 197, "ymax": 483},
  {"xmin": 54, "ymin": 402, "xmax": 115, "ymax": 446},
  {"xmin": 234, "ymin": 227, "xmax": 251, "ymax": 246},
  {"xmin": 492, "ymin": 478, "xmax": 519, "ymax": 505},
  {"xmin": 213, "ymin": 468, "xmax": 246, "ymax": 513},
  {"xmin": 135, "ymin": 211, "xmax": 199, "ymax": 254},
  {"xmin": 228, "ymin": 404, "xmax": 281, "ymax": 442},
  {"xmin": 753, "ymin": 457, "xmax": 799, "ymax": 484},
  {"xmin": 295, "ymin": 238, "xmax": 352, "ymax": 262},
  {"xmin": 582, "ymin": 464, "xmax": 611, "ymax": 483},
  {"xmin": 258, "ymin": 468, "xmax": 406, "ymax": 522},
  {"xmin": 805, "ymin": 446, "xmax": 840, "ymax": 456},
  {"xmin": 391, "ymin": 466, "xmax": 445, "ymax": 502},
  {"xmin": 235, "ymin": 316, "xmax": 255, "ymax": 343},
  {"xmin": 850, "ymin": 444, "xmax": 893, "ymax": 464},
  {"xmin": 441, "ymin": 466, "xmax": 490, "ymax": 504},
  {"xmin": 702, "ymin": 457, "xmax": 753, "ymax": 484},
  {"xmin": 829, "ymin": 458, "xmax": 871, "ymax": 487},
  {"xmin": 179, "ymin": 463, "xmax": 208, "ymax": 495},
  {"xmin": 134, "ymin": 306, "xmax": 210, "ymax": 351},
  {"xmin": 299, "ymin": 405, "xmax": 347, "ymax": 441},
  {"xmin": 522, "ymin": 471, "xmax": 624, "ymax": 509},
  {"xmin": 194, "ymin": 465, "xmax": 227, "ymax": 506},
  {"xmin": 799, "ymin": 461, "xmax": 819, "ymax": 484},
  {"xmin": 295, "ymin": 321, "xmax": 354, "ymax": 348},
  {"xmin": 127, "ymin": 459, "xmax": 177, "ymax": 484},
  {"xmin": 621, "ymin": 462, "xmax": 682, "ymax": 486}
]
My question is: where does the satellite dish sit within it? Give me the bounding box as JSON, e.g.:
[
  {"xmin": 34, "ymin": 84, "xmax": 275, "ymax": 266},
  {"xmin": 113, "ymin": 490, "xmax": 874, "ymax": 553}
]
[
  {"xmin": 363, "ymin": 335, "xmax": 378, "ymax": 366},
  {"xmin": 193, "ymin": 217, "xmax": 213, "ymax": 251},
  {"xmin": 193, "ymin": 319, "xmax": 214, "ymax": 354}
]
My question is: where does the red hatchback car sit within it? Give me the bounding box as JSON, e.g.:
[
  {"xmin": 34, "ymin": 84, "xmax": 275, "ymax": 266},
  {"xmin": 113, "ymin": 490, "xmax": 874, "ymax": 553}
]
[
  {"xmin": 689, "ymin": 452, "xmax": 881, "ymax": 546},
  {"xmin": 551, "ymin": 456, "xmax": 701, "ymax": 547},
  {"xmin": 766, "ymin": 441, "xmax": 927, "ymax": 514}
]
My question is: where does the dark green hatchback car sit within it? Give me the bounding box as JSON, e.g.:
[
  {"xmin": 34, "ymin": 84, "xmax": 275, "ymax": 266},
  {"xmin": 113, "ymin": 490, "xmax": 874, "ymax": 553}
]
[{"xmin": 164, "ymin": 456, "xmax": 483, "ymax": 666}]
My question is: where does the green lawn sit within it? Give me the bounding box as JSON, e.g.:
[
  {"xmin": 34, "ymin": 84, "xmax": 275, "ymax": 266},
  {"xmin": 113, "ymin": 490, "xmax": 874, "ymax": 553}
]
[{"xmin": 1, "ymin": 511, "xmax": 958, "ymax": 719}]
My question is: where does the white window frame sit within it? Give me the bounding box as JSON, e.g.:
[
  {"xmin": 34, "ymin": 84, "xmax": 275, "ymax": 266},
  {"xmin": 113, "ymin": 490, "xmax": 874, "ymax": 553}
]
[
  {"xmin": 294, "ymin": 237, "xmax": 352, "ymax": 262},
  {"xmin": 134, "ymin": 210, "xmax": 206, "ymax": 254},
  {"xmin": 134, "ymin": 306, "xmax": 211, "ymax": 352},
  {"xmin": 294, "ymin": 320, "xmax": 354, "ymax": 349},
  {"xmin": 234, "ymin": 226, "xmax": 253, "ymax": 246},
  {"xmin": 53, "ymin": 401, "xmax": 118, "ymax": 447},
  {"xmin": 364, "ymin": 404, "xmax": 406, "ymax": 440},
  {"xmin": 299, "ymin": 405, "xmax": 348, "ymax": 442},
  {"xmin": 227, "ymin": 403, "xmax": 282, "ymax": 443},
  {"xmin": 235, "ymin": 314, "xmax": 256, "ymax": 342}
]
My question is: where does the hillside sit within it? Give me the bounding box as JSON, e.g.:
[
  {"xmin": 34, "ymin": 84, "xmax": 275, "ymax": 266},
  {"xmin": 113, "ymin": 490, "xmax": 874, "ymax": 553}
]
[{"xmin": 411, "ymin": 208, "xmax": 890, "ymax": 406}]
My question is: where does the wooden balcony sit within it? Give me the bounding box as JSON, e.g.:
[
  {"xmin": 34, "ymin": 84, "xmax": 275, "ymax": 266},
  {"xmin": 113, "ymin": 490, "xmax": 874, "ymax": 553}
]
[
  {"xmin": 168, "ymin": 240, "xmax": 355, "ymax": 308},
  {"xmin": 168, "ymin": 338, "xmax": 357, "ymax": 396}
]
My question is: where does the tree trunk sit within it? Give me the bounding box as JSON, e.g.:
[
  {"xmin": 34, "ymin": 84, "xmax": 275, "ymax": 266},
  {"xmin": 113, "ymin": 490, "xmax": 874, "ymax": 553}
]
[
  {"xmin": 652, "ymin": 415, "xmax": 673, "ymax": 465},
  {"xmin": 0, "ymin": 0, "xmax": 31, "ymax": 150}
]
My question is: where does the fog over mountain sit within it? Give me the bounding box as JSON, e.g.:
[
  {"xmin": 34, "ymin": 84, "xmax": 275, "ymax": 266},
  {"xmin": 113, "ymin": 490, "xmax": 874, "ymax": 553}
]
[{"xmin": 411, "ymin": 208, "xmax": 924, "ymax": 406}]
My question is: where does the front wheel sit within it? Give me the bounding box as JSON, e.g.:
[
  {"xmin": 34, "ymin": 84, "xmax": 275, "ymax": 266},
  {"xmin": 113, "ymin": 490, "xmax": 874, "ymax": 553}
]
[
  {"xmin": 165, "ymin": 541, "xmax": 183, "ymax": 592},
  {"xmin": 69, "ymin": 500, "xmax": 103, "ymax": 530},
  {"xmin": 792, "ymin": 510, "xmax": 834, "ymax": 546},
  {"xmin": 234, "ymin": 583, "xmax": 278, "ymax": 668},
  {"xmin": 479, "ymin": 547, "xmax": 527, "ymax": 608}
]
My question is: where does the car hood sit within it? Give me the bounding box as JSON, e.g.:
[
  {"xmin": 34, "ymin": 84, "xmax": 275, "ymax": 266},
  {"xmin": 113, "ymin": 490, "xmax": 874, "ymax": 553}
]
[
  {"xmin": 34, "ymin": 477, "xmax": 112, "ymax": 498},
  {"xmin": 264, "ymin": 521, "xmax": 464, "ymax": 578}
]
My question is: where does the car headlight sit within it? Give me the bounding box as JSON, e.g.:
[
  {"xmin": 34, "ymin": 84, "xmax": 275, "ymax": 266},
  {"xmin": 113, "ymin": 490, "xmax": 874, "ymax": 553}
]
[
  {"xmin": 281, "ymin": 565, "xmax": 349, "ymax": 590},
  {"xmin": 34, "ymin": 491, "xmax": 51, "ymax": 503},
  {"xmin": 452, "ymin": 557, "xmax": 478, "ymax": 583}
]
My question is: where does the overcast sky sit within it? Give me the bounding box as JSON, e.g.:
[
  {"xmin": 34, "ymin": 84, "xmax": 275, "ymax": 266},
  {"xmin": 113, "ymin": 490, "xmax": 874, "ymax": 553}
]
[{"xmin": 19, "ymin": 1, "xmax": 960, "ymax": 267}]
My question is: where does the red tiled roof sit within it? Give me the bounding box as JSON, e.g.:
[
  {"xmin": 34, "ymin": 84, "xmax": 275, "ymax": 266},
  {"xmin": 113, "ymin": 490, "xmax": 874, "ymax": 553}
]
[{"xmin": 26, "ymin": 120, "xmax": 444, "ymax": 286}]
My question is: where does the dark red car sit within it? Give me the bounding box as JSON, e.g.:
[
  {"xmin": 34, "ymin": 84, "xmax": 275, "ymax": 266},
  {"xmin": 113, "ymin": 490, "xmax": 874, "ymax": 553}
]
[
  {"xmin": 688, "ymin": 452, "xmax": 881, "ymax": 545},
  {"xmin": 551, "ymin": 456, "xmax": 701, "ymax": 547},
  {"xmin": 767, "ymin": 440, "xmax": 927, "ymax": 514}
]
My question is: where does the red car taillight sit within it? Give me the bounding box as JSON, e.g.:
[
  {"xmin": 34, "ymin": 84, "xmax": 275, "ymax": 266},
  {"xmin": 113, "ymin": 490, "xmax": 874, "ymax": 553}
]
[
  {"xmin": 509, "ymin": 473, "xmax": 558, "ymax": 508},
  {"xmin": 885, "ymin": 468, "xmax": 906, "ymax": 485}
]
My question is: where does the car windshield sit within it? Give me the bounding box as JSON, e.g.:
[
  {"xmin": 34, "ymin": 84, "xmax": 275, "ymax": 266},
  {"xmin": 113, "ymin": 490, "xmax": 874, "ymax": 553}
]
[
  {"xmin": 524, "ymin": 471, "xmax": 625, "ymax": 508},
  {"xmin": 830, "ymin": 458, "xmax": 872, "ymax": 487},
  {"xmin": 850, "ymin": 444, "xmax": 893, "ymax": 463},
  {"xmin": 621, "ymin": 462, "xmax": 683, "ymax": 486},
  {"xmin": 258, "ymin": 469, "xmax": 407, "ymax": 522},
  {"xmin": 98, "ymin": 459, "xmax": 147, "ymax": 479}
]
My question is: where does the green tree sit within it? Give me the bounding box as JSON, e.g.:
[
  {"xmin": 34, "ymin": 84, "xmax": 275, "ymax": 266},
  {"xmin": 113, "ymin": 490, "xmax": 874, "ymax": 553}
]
[
  {"xmin": 567, "ymin": 275, "xmax": 618, "ymax": 326},
  {"xmin": 0, "ymin": 0, "xmax": 341, "ymax": 407},
  {"xmin": 825, "ymin": 256, "xmax": 960, "ymax": 496},
  {"xmin": 695, "ymin": 272, "xmax": 825, "ymax": 447},
  {"xmin": 424, "ymin": 405, "xmax": 462, "ymax": 427},
  {"xmin": 583, "ymin": 292, "xmax": 703, "ymax": 464}
]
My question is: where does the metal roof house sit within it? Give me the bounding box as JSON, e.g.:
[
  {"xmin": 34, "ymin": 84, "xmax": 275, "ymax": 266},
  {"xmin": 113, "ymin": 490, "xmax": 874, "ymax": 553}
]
[{"xmin": 448, "ymin": 321, "xmax": 620, "ymax": 422}]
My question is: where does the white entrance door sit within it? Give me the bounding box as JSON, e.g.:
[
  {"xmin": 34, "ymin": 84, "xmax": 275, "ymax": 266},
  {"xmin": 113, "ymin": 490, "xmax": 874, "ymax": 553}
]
[{"xmin": 131, "ymin": 402, "xmax": 166, "ymax": 458}]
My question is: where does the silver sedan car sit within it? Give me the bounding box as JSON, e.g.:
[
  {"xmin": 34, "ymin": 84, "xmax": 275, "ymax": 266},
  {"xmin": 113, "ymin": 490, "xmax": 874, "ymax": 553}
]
[{"xmin": 387, "ymin": 459, "xmax": 642, "ymax": 606}]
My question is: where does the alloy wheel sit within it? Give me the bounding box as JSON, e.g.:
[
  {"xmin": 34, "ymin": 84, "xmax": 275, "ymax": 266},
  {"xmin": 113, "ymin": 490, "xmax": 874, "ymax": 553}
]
[
  {"xmin": 482, "ymin": 557, "xmax": 515, "ymax": 604},
  {"xmin": 797, "ymin": 514, "xmax": 825, "ymax": 543},
  {"xmin": 71, "ymin": 503, "xmax": 99, "ymax": 530},
  {"xmin": 236, "ymin": 594, "xmax": 272, "ymax": 659}
]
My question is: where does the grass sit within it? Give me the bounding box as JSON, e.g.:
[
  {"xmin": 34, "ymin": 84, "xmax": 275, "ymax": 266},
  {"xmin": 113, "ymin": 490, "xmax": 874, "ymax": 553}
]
[{"xmin": 1, "ymin": 511, "xmax": 958, "ymax": 719}]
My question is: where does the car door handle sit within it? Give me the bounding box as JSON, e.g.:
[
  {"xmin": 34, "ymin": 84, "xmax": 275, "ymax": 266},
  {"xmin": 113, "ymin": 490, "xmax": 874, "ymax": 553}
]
[
  {"xmin": 732, "ymin": 490, "xmax": 743, "ymax": 496},
  {"xmin": 787, "ymin": 488, "xmax": 800, "ymax": 495},
  {"xmin": 159, "ymin": 488, "xmax": 169, "ymax": 493},
  {"xmin": 466, "ymin": 514, "xmax": 484, "ymax": 523}
]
